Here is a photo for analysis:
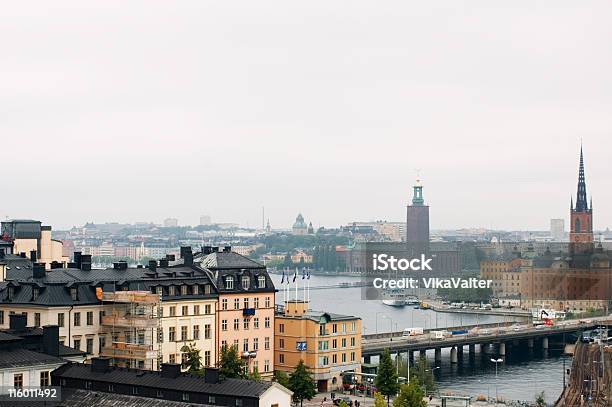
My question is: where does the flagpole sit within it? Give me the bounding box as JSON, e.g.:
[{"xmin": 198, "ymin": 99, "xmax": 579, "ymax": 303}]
[
  {"xmin": 307, "ymin": 270, "xmax": 310, "ymax": 303},
  {"xmin": 303, "ymin": 269, "xmax": 306, "ymax": 303},
  {"xmin": 295, "ymin": 267, "xmax": 298, "ymax": 302}
]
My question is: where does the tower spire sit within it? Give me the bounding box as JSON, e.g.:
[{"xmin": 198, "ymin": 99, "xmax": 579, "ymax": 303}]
[{"xmin": 575, "ymin": 144, "xmax": 588, "ymax": 212}]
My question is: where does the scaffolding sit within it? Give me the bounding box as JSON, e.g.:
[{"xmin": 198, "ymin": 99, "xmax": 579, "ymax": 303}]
[{"xmin": 98, "ymin": 289, "xmax": 161, "ymax": 370}]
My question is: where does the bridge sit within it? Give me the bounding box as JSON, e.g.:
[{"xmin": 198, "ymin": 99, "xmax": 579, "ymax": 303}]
[{"xmin": 362, "ymin": 318, "xmax": 611, "ymax": 364}]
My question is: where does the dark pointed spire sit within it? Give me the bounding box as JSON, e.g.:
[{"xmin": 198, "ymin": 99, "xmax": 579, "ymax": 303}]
[{"xmin": 575, "ymin": 144, "xmax": 589, "ymax": 212}]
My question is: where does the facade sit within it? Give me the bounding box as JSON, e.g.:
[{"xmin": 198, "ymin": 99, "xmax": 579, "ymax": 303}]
[
  {"xmin": 197, "ymin": 247, "xmax": 276, "ymax": 378},
  {"xmin": 164, "ymin": 218, "xmax": 179, "ymax": 227},
  {"xmin": 480, "ymin": 252, "xmax": 522, "ymax": 297},
  {"xmin": 1, "ymin": 219, "xmax": 69, "ymax": 267},
  {"xmin": 550, "ymin": 218, "xmax": 565, "ymax": 241},
  {"xmin": 53, "ymin": 358, "xmax": 292, "ymax": 407},
  {"xmin": 406, "ymin": 179, "xmax": 430, "ymax": 255},
  {"xmin": 275, "ymin": 300, "xmax": 361, "ymax": 393}
]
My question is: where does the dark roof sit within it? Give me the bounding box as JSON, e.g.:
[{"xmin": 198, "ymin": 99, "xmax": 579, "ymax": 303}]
[
  {"xmin": 199, "ymin": 252, "xmax": 264, "ymax": 270},
  {"xmin": 57, "ymin": 389, "xmax": 204, "ymax": 407},
  {"xmin": 302, "ymin": 310, "xmax": 359, "ymax": 323},
  {"xmin": 0, "ymin": 348, "xmax": 65, "ymax": 369},
  {"xmin": 196, "ymin": 252, "xmax": 275, "ymax": 294},
  {"xmin": 53, "ymin": 363, "xmax": 274, "ymax": 398}
]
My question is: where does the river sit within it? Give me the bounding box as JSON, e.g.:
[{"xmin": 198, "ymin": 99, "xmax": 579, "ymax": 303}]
[{"xmin": 270, "ymin": 273, "xmax": 566, "ymax": 403}]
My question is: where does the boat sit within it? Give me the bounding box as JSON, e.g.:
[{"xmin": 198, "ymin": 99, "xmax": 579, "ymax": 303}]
[{"xmin": 381, "ymin": 288, "xmax": 407, "ymax": 307}]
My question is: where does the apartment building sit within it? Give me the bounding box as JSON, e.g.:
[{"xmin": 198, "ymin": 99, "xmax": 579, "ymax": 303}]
[
  {"xmin": 1, "ymin": 219, "xmax": 69, "ymax": 267},
  {"xmin": 198, "ymin": 246, "xmax": 276, "ymax": 379},
  {"xmin": 275, "ymin": 300, "xmax": 361, "ymax": 393}
]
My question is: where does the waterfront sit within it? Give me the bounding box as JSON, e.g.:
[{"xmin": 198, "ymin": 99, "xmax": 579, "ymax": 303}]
[{"xmin": 271, "ymin": 273, "xmax": 566, "ymax": 403}]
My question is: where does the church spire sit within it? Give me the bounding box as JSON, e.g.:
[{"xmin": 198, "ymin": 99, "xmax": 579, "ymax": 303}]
[
  {"xmin": 574, "ymin": 144, "xmax": 589, "ymax": 212},
  {"xmin": 411, "ymin": 177, "xmax": 424, "ymax": 206}
]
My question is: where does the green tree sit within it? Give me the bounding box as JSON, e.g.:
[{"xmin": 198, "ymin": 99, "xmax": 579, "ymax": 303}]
[
  {"xmin": 218, "ymin": 345, "xmax": 245, "ymax": 378},
  {"xmin": 374, "ymin": 392, "xmax": 387, "ymax": 407},
  {"xmin": 375, "ymin": 349, "xmax": 399, "ymax": 406},
  {"xmin": 338, "ymin": 401, "xmax": 350, "ymax": 407},
  {"xmin": 180, "ymin": 343, "xmax": 202, "ymax": 374},
  {"xmin": 535, "ymin": 391, "xmax": 545, "ymax": 407},
  {"xmin": 288, "ymin": 360, "xmax": 317, "ymax": 407},
  {"xmin": 248, "ymin": 366, "xmax": 261, "ymax": 380},
  {"xmin": 411, "ymin": 356, "xmax": 436, "ymax": 393},
  {"xmin": 283, "ymin": 252, "xmax": 294, "ymax": 268},
  {"xmin": 273, "ymin": 370, "xmax": 290, "ymax": 388},
  {"xmin": 393, "ymin": 381, "xmax": 426, "ymax": 407}
]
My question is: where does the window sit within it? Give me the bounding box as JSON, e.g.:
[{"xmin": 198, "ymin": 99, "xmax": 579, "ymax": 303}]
[
  {"xmin": 169, "ymin": 327, "xmax": 176, "ymax": 342},
  {"xmin": 33, "ymin": 288, "xmax": 40, "ymax": 300},
  {"xmin": 14, "ymin": 373, "xmax": 23, "ymax": 388},
  {"xmin": 192, "ymin": 285, "xmax": 199, "ymax": 295},
  {"xmin": 234, "ymin": 298, "xmax": 240, "ymax": 310},
  {"xmin": 318, "ymin": 356, "xmax": 329, "ymax": 367},
  {"xmin": 204, "ymin": 350, "xmax": 211, "ymax": 367},
  {"xmin": 169, "ymin": 354, "xmax": 176, "ymax": 364},
  {"xmin": 0, "ymin": 310, "xmax": 3, "ymax": 325},
  {"xmin": 342, "ymin": 323, "xmax": 346, "ymax": 333},
  {"xmin": 351, "ymin": 321, "xmax": 356, "ymax": 332},
  {"xmin": 169, "ymin": 286, "xmax": 176, "ymax": 296},
  {"xmin": 254, "ymin": 318, "xmax": 259, "ymax": 329},
  {"xmin": 350, "ymin": 337, "xmax": 355, "ymax": 347},
  {"xmin": 243, "ymin": 339, "xmax": 249, "ymax": 352},
  {"xmin": 333, "ymin": 324, "xmax": 338, "ymax": 333},
  {"xmin": 87, "ymin": 311, "xmax": 93, "ymax": 325},
  {"xmin": 221, "ymin": 299, "xmax": 228, "ymax": 310},
  {"xmin": 279, "ymin": 323, "xmax": 284, "ymax": 333},
  {"xmin": 350, "ymin": 351, "xmax": 355, "ymax": 361},
  {"xmin": 169, "ymin": 306, "xmax": 176, "ymax": 317},
  {"xmin": 208, "ymin": 396, "xmax": 216, "ymax": 404},
  {"xmin": 332, "ymin": 339, "xmax": 337, "ymax": 349},
  {"xmin": 342, "ymin": 353, "xmax": 346, "ymax": 363},
  {"xmin": 181, "ymin": 285, "xmax": 188, "ymax": 296},
  {"xmin": 319, "ymin": 324, "xmax": 326, "ymax": 335},
  {"xmin": 205, "ymin": 324, "xmax": 211, "ymax": 339},
  {"xmin": 264, "ymin": 337, "xmax": 270, "ymax": 350},
  {"xmin": 253, "ymin": 338, "xmax": 259, "ymax": 350},
  {"xmin": 279, "ymin": 338, "xmax": 284, "ymax": 349},
  {"xmin": 193, "ymin": 325, "xmax": 200, "ymax": 340},
  {"xmin": 242, "ymin": 275, "xmax": 250, "ymax": 289},
  {"xmin": 341, "ymin": 338, "xmax": 346, "ymax": 348},
  {"xmin": 236, "ymin": 399, "xmax": 243, "ymax": 407},
  {"xmin": 74, "ymin": 338, "xmax": 81, "ymax": 350},
  {"xmin": 265, "ymin": 297, "xmax": 270, "ymax": 308},
  {"xmin": 74, "ymin": 312, "xmax": 81, "ymax": 326},
  {"xmin": 156, "ymin": 390, "xmax": 164, "ymax": 398},
  {"xmin": 99, "ymin": 311, "xmax": 105, "ymax": 324},
  {"xmin": 264, "ymin": 317, "xmax": 270, "ymax": 328},
  {"xmin": 233, "ymin": 339, "xmax": 239, "ymax": 349},
  {"xmin": 254, "ymin": 298, "xmax": 259, "ymax": 308},
  {"xmin": 318, "ymin": 341, "xmax": 329, "ymax": 350},
  {"xmin": 182, "ymin": 393, "xmax": 189, "ymax": 402},
  {"xmin": 156, "ymin": 286, "xmax": 163, "ymax": 296},
  {"xmin": 7, "ymin": 287, "xmax": 14, "ymax": 301},
  {"xmin": 70, "ymin": 287, "xmax": 78, "ymax": 301},
  {"xmin": 194, "ymin": 305, "xmax": 200, "ymax": 315},
  {"xmin": 279, "ymin": 353, "xmax": 285, "ymax": 364},
  {"xmin": 264, "ymin": 359, "xmax": 270, "ymax": 373},
  {"xmin": 225, "ymin": 276, "xmax": 234, "ymax": 290},
  {"xmin": 204, "ymin": 284, "xmax": 211, "ymax": 294},
  {"xmin": 332, "ymin": 354, "xmax": 337, "ymax": 364},
  {"xmin": 34, "ymin": 312, "xmax": 41, "ymax": 327},
  {"xmin": 221, "ymin": 320, "xmax": 228, "ymax": 331},
  {"xmin": 40, "ymin": 371, "xmax": 51, "ymax": 387},
  {"xmin": 244, "ymin": 297, "xmax": 249, "ymax": 309},
  {"xmin": 181, "ymin": 326, "xmax": 188, "ymax": 341},
  {"xmin": 182, "ymin": 306, "xmax": 188, "ymax": 316},
  {"xmin": 243, "ymin": 318, "xmax": 249, "ymax": 330},
  {"xmin": 182, "ymin": 352, "xmax": 189, "ymax": 368},
  {"xmin": 233, "ymin": 318, "xmax": 239, "ymax": 330},
  {"xmin": 86, "ymin": 338, "xmax": 94, "ymax": 353},
  {"xmin": 99, "ymin": 335, "xmax": 107, "ymax": 351},
  {"xmin": 258, "ymin": 275, "xmax": 266, "ymax": 288},
  {"xmin": 204, "ymin": 304, "xmax": 212, "ymax": 314}
]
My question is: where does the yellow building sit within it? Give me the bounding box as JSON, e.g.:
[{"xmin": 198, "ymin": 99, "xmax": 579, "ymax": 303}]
[
  {"xmin": 275, "ymin": 300, "xmax": 361, "ymax": 393},
  {"xmin": 1, "ymin": 220, "xmax": 69, "ymax": 268}
]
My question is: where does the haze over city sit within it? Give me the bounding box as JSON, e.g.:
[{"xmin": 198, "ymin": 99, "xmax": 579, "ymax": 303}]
[{"xmin": 2, "ymin": 1, "xmax": 612, "ymax": 230}]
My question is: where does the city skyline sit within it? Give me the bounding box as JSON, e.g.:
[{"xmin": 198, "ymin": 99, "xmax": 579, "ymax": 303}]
[{"xmin": 2, "ymin": 2, "xmax": 612, "ymax": 230}]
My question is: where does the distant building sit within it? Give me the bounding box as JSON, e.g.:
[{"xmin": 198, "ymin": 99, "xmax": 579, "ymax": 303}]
[
  {"xmin": 291, "ymin": 250, "xmax": 313, "ymax": 264},
  {"xmin": 275, "ymin": 300, "xmax": 361, "ymax": 393},
  {"xmin": 200, "ymin": 215, "xmax": 212, "ymax": 226},
  {"xmin": 164, "ymin": 218, "xmax": 179, "ymax": 227},
  {"xmin": 406, "ymin": 178, "xmax": 430, "ymax": 254},
  {"xmin": 1, "ymin": 219, "xmax": 69, "ymax": 268},
  {"xmin": 550, "ymin": 219, "xmax": 565, "ymax": 241},
  {"xmin": 569, "ymin": 146, "xmax": 593, "ymax": 252},
  {"xmin": 292, "ymin": 214, "xmax": 308, "ymax": 235}
]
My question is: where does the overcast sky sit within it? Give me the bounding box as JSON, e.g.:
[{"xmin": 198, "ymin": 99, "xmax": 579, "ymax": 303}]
[{"xmin": 2, "ymin": 1, "xmax": 611, "ymax": 231}]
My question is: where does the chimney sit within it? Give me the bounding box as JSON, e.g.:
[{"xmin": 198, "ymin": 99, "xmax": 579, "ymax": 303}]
[
  {"xmin": 91, "ymin": 357, "xmax": 111, "ymax": 373},
  {"xmin": 20, "ymin": 252, "xmax": 26, "ymax": 258},
  {"xmin": 67, "ymin": 262, "xmax": 78, "ymax": 268},
  {"xmin": 204, "ymin": 367, "xmax": 220, "ymax": 384},
  {"xmin": 50, "ymin": 261, "xmax": 63, "ymax": 269},
  {"xmin": 180, "ymin": 246, "xmax": 192, "ymax": 259},
  {"xmin": 42, "ymin": 325, "xmax": 60, "ymax": 356},
  {"xmin": 166, "ymin": 254, "xmax": 175, "ymax": 262},
  {"xmin": 73, "ymin": 252, "xmax": 82, "ymax": 269},
  {"xmin": 161, "ymin": 363, "xmax": 181, "ymax": 379},
  {"xmin": 80, "ymin": 254, "xmax": 92, "ymax": 271},
  {"xmin": 30, "ymin": 250, "xmax": 37, "ymax": 262},
  {"xmin": 9, "ymin": 314, "xmax": 27, "ymax": 331},
  {"xmin": 159, "ymin": 258, "xmax": 169, "ymax": 268},
  {"xmin": 33, "ymin": 262, "xmax": 46, "ymax": 279},
  {"xmin": 0, "ymin": 248, "xmax": 5, "ymax": 259},
  {"xmin": 148, "ymin": 260, "xmax": 157, "ymax": 272},
  {"xmin": 212, "ymin": 246, "xmax": 219, "ymax": 253},
  {"xmin": 223, "ymin": 246, "xmax": 231, "ymax": 253},
  {"xmin": 184, "ymin": 251, "xmax": 193, "ymax": 266},
  {"xmin": 202, "ymin": 246, "xmax": 212, "ymax": 255}
]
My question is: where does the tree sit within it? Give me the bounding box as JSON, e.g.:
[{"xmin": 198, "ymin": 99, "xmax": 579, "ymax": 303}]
[
  {"xmin": 374, "ymin": 392, "xmax": 387, "ymax": 407},
  {"xmin": 288, "ymin": 360, "xmax": 317, "ymax": 407},
  {"xmin": 535, "ymin": 391, "xmax": 545, "ymax": 407},
  {"xmin": 273, "ymin": 370, "xmax": 290, "ymax": 388},
  {"xmin": 180, "ymin": 343, "xmax": 202, "ymax": 374},
  {"xmin": 248, "ymin": 366, "xmax": 261, "ymax": 380},
  {"xmin": 218, "ymin": 345, "xmax": 245, "ymax": 378},
  {"xmin": 283, "ymin": 252, "xmax": 294, "ymax": 268},
  {"xmin": 375, "ymin": 349, "xmax": 399, "ymax": 406},
  {"xmin": 393, "ymin": 381, "xmax": 426, "ymax": 407},
  {"xmin": 411, "ymin": 356, "xmax": 436, "ymax": 393},
  {"xmin": 338, "ymin": 401, "xmax": 350, "ymax": 407}
]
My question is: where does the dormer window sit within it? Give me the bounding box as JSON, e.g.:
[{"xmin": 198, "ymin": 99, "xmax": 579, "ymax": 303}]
[
  {"xmin": 241, "ymin": 275, "xmax": 250, "ymax": 290},
  {"xmin": 181, "ymin": 285, "xmax": 188, "ymax": 296},
  {"xmin": 7, "ymin": 287, "xmax": 14, "ymax": 301},
  {"xmin": 32, "ymin": 288, "xmax": 40, "ymax": 301},
  {"xmin": 225, "ymin": 276, "xmax": 234, "ymax": 290},
  {"xmin": 258, "ymin": 275, "xmax": 266, "ymax": 288},
  {"xmin": 169, "ymin": 286, "xmax": 176, "ymax": 296},
  {"xmin": 156, "ymin": 286, "xmax": 163, "ymax": 296},
  {"xmin": 192, "ymin": 285, "xmax": 199, "ymax": 295},
  {"xmin": 70, "ymin": 288, "xmax": 78, "ymax": 301}
]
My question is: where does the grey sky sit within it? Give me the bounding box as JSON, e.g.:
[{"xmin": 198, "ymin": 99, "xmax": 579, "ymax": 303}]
[{"xmin": 1, "ymin": 1, "xmax": 611, "ymax": 231}]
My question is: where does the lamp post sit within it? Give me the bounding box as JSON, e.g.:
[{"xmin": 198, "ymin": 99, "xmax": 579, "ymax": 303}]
[{"xmin": 491, "ymin": 358, "xmax": 503, "ymax": 405}]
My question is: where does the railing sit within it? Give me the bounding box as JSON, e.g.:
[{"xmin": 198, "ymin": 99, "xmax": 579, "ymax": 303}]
[
  {"xmin": 100, "ymin": 342, "xmax": 157, "ymax": 360},
  {"xmin": 101, "ymin": 314, "xmax": 159, "ymax": 328},
  {"xmin": 101, "ymin": 291, "xmax": 161, "ymax": 304}
]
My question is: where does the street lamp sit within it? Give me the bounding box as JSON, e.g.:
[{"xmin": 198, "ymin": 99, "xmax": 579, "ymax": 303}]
[{"xmin": 491, "ymin": 358, "xmax": 503, "ymax": 406}]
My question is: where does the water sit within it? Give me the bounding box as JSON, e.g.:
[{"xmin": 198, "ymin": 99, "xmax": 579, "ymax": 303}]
[{"xmin": 271, "ymin": 273, "xmax": 566, "ymax": 403}]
